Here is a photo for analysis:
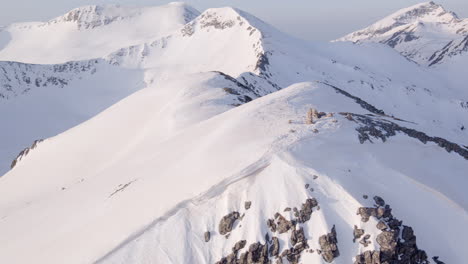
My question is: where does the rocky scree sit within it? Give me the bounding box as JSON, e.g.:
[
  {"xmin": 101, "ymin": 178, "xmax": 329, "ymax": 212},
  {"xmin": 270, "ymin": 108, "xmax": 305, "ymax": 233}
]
[
  {"xmin": 215, "ymin": 197, "xmax": 323, "ymax": 264},
  {"xmin": 354, "ymin": 196, "xmax": 441, "ymax": 264}
]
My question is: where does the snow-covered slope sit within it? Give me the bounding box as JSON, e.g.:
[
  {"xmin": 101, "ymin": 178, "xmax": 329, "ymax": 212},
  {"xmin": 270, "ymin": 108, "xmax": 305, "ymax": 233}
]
[
  {"xmin": 105, "ymin": 6, "xmax": 285, "ymax": 95},
  {"xmin": 0, "ymin": 59, "xmax": 145, "ymax": 176},
  {"xmin": 0, "ymin": 6, "xmax": 271, "ymax": 176},
  {"xmin": 1, "ymin": 80, "xmax": 466, "ymax": 264},
  {"xmin": 0, "ymin": 2, "xmax": 199, "ymax": 64},
  {"xmin": 337, "ymin": 1, "xmax": 468, "ymax": 66},
  {"xmin": 106, "ymin": 7, "xmax": 468, "ymax": 149},
  {"xmin": 0, "ymin": 3, "xmax": 467, "ymax": 264}
]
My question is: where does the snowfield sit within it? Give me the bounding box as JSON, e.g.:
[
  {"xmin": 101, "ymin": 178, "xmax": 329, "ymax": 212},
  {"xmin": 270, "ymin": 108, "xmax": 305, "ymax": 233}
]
[{"xmin": 0, "ymin": 2, "xmax": 467, "ymax": 264}]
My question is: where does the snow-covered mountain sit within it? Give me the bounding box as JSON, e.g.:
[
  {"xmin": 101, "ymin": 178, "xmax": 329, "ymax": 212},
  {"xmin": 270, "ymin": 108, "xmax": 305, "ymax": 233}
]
[
  {"xmin": 0, "ymin": 2, "xmax": 199, "ymax": 64},
  {"xmin": 337, "ymin": 1, "xmax": 468, "ymax": 66},
  {"xmin": 0, "ymin": 2, "xmax": 467, "ymax": 264}
]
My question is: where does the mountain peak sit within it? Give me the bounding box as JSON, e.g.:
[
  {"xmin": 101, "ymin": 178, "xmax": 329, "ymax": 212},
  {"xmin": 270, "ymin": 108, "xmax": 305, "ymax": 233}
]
[
  {"xmin": 357, "ymin": 1, "xmax": 459, "ymax": 36},
  {"xmin": 385, "ymin": 1, "xmax": 458, "ymax": 24},
  {"xmin": 0, "ymin": 3, "xmax": 200, "ymax": 64},
  {"xmin": 49, "ymin": 3, "xmax": 199, "ymax": 30},
  {"xmin": 51, "ymin": 5, "xmax": 125, "ymax": 29},
  {"xmin": 337, "ymin": 2, "xmax": 468, "ymax": 65},
  {"xmin": 196, "ymin": 7, "xmax": 260, "ymax": 29},
  {"xmin": 184, "ymin": 6, "xmax": 281, "ymax": 40},
  {"xmin": 341, "ymin": 2, "xmax": 460, "ymax": 39}
]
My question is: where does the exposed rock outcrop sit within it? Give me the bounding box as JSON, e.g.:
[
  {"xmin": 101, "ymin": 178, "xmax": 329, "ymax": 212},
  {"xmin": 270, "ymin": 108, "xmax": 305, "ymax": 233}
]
[
  {"xmin": 217, "ymin": 197, "xmax": 321, "ymax": 264},
  {"xmin": 232, "ymin": 240, "xmax": 247, "ymax": 253},
  {"xmin": 353, "ymin": 225, "xmax": 365, "ymax": 242},
  {"xmin": 354, "ymin": 197, "xmax": 432, "ymax": 264},
  {"xmin": 376, "ymin": 221, "xmax": 388, "ymax": 230},
  {"xmin": 373, "ymin": 196, "xmax": 385, "ymax": 207},
  {"xmin": 290, "ymin": 227, "xmax": 306, "ymax": 246},
  {"xmin": 269, "ymin": 237, "xmax": 280, "ymax": 257},
  {"xmin": 344, "ymin": 113, "xmax": 468, "ymax": 160},
  {"xmin": 10, "ymin": 139, "xmax": 44, "ymax": 169},
  {"xmin": 360, "ymin": 234, "xmax": 371, "ymax": 247},
  {"xmin": 297, "ymin": 198, "xmax": 318, "ymax": 223},
  {"xmin": 219, "ymin": 212, "xmax": 240, "ymax": 235},
  {"xmin": 319, "ymin": 225, "xmax": 340, "ymax": 263},
  {"xmin": 274, "ymin": 213, "xmax": 293, "ymax": 234}
]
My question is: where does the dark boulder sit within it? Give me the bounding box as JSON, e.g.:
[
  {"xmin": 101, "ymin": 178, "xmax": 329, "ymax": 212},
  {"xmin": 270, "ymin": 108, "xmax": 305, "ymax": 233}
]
[
  {"xmin": 354, "ymin": 250, "xmax": 380, "ymax": 264},
  {"xmin": 204, "ymin": 231, "xmax": 210, "ymax": 242},
  {"xmin": 353, "ymin": 225, "xmax": 365, "ymax": 242},
  {"xmin": 360, "ymin": 234, "xmax": 371, "ymax": 247},
  {"xmin": 275, "ymin": 213, "xmax": 293, "ymax": 234},
  {"xmin": 298, "ymin": 198, "xmax": 318, "ymax": 223},
  {"xmin": 376, "ymin": 231, "xmax": 398, "ymax": 253},
  {"xmin": 319, "ymin": 225, "xmax": 340, "ymax": 263},
  {"xmin": 247, "ymin": 242, "xmax": 269, "ymax": 264},
  {"xmin": 267, "ymin": 218, "xmax": 277, "ymax": 233},
  {"xmin": 357, "ymin": 207, "xmax": 377, "ymax": 222},
  {"xmin": 291, "ymin": 227, "xmax": 306, "ymax": 246},
  {"xmin": 376, "ymin": 221, "xmax": 387, "ymax": 231},
  {"xmin": 433, "ymin": 256, "xmax": 445, "ymax": 264},
  {"xmin": 269, "ymin": 237, "xmax": 280, "ymax": 257},
  {"xmin": 373, "ymin": 196, "xmax": 385, "ymax": 207},
  {"xmin": 219, "ymin": 212, "xmax": 240, "ymax": 235},
  {"xmin": 387, "ymin": 218, "xmax": 402, "ymax": 230},
  {"xmin": 232, "ymin": 240, "xmax": 247, "ymax": 253}
]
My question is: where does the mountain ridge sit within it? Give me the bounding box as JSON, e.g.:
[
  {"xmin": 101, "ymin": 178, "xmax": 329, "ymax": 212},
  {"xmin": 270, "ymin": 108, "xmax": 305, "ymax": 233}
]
[
  {"xmin": 0, "ymin": 3, "xmax": 200, "ymax": 64},
  {"xmin": 47, "ymin": 2, "xmax": 199, "ymax": 30}
]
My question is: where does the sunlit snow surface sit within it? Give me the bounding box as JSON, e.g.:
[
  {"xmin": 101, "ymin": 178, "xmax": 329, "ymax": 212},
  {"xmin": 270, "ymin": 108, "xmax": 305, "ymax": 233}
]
[{"xmin": 0, "ymin": 2, "xmax": 467, "ymax": 264}]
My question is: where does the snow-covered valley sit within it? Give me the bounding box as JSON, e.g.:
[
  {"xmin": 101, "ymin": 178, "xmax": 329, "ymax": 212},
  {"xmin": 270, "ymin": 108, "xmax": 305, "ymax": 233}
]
[{"xmin": 0, "ymin": 2, "xmax": 466, "ymax": 264}]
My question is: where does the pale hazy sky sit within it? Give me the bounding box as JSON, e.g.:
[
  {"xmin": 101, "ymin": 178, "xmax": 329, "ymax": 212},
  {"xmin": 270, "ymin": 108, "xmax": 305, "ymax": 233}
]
[{"xmin": 0, "ymin": 0, "xmax": 467, "ymax": 41}]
